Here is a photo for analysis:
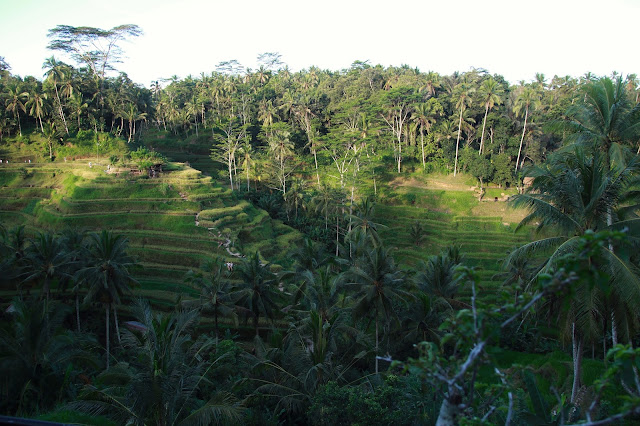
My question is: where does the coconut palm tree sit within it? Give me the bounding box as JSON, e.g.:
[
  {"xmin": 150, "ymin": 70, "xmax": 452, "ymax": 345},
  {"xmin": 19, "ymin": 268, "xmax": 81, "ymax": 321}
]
[
  {"xmin": 343, "ymin": 246, "xmax": 412, "ymax": 374},
  {"xmin": 68, "ymin": 92, "xmax": 88, "ymax": 129},
  {"xmin": 477, "ymin": 78, "xmax": 504, "ymax": 155},
  {"xmin": 453, "ymin": 82, "xmax": 475, "ymax": 176},
  {"xmin": 412, "ymin": 99, "xmax": 443, "ymax": 169},
  {"xmin": 514, "ymin": 86, "xmax": 541, "ymax": 172},
  {"xmin": 75, "ymin": 231, "xmax": 138, "ymax": 369},
  {"xmin": 42, "ymin": 121, "xmax": 57, "ymax": 160},
  {"xmin": 235, "ymin": 252, "xmax": 280, "ymax": 337},
  {"xmin": 26, "ymin": 88, "xmax": 47, "ymax": 132},
  {"xmin": 59, "ymin": 228, "xmax": 88, "ymax": 332},
  {"xmin": 507, "ymin": 148, "xmax": 640, "ymax": 403},
  {"xmin": 5, "ymin": 83, "xmax": 28, "ymax": 136},
  {"xmin": 563, "ymin": 76, "xmax": 640, "ymax": 161},
  {"xmin": 0, "ymin": 298, "xmax": 90, "ymax": 416},
  {"xmin": 73, "ymin": 299, "xmax": 245, "ymax": 425},
  {"xmin": 21, "ymin": 232, "xmax": 71, "ymax": 306},
  {"xmin": 238, "ymin": 139, "xmax": 254, "ymax": 191},
  {"xmin": 184, "ymin": 257, "xmax": 239, "ymax": 340},
  {"xmin": 42, "ymin": 56, "xmax": 69, "ymax": 134},
  {"xmin": 414, "ymin": 246, "xmax": 469, "ymax": 311}
]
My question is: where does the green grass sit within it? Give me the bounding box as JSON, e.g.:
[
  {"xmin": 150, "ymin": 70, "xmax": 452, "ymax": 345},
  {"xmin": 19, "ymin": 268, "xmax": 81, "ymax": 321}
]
[{"xmin": 0, "ymin": 158, "xmax": 300, "ymax": 308}]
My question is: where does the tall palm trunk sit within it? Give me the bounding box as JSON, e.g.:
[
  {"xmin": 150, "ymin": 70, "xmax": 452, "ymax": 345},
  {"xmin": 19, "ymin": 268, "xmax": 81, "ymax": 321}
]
[
  {"xmin": 571, "ymin": 322, "xmax": 583, "ymax": 404},
  {"xmin": 76, "ymin": 294, "xmax": 81, "ymax": 332},
  {"xmin": 254, "ymin": 313, "xmax": 259, "ymax": 337},
  {"xmin": 454, "ymin": 105, "xmax": 463, "ymax": 176},
  {"xmin": 515, "ymin": 107, "xmax": 529, "ymax": 172},
  {"xmin": 113, "ymin": 304, "xmax": 121, "ymax": 344},
  {"xmin": 397, "ymin": 132, "xmax": 402, "ymax": 173},
  {"xmin": 106, "ymin": 304, "xmax": 110, "ymax": 369},
  {"xmin": 375, "ymin": 310, "xmax": 379, "ymax": 375},
  {"xmin": 228, "ymin": 151, "xmax": 234, "ymax": 191},
  {"xmin": 420, "ymin": 127, "xmax": 426, "ymax": 169},
  {"xmin": 479, "ymin": 103, "xmax": 489, "ymax": 155},
  {"xmin": 607, "ymin": 209, "xmax": 619, "ymax": 346},
  {"xmin": 53, "ymin": 84, "xmax": 69, "ymax": 135},
  {"xmin": 15, "ymin": 111, "xmax": 22, "ymax": 137}
]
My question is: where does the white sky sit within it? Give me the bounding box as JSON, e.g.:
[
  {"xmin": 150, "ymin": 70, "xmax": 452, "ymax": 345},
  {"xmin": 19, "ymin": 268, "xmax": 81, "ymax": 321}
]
[{"xmin": 1, "ymin": 0, "xmax": 638, "ymax": 87}]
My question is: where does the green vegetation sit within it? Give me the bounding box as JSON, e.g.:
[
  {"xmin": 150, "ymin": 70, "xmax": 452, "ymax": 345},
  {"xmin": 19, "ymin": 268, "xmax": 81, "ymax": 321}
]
[{"xmin": 1, "ymin": 26, "xmax": 640, "ymax": 425}]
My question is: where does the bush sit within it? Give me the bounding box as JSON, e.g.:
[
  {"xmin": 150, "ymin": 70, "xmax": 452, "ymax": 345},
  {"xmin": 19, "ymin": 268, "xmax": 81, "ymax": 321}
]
[{"xmin": 309, "ymin": 376, "xmax": 435, "ymax": 426}]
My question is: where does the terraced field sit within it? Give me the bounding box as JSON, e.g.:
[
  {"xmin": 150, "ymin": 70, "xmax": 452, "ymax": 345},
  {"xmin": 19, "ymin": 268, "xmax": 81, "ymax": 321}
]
[
  {"xmin": 0, "ymin": 160, "xmax": 301, "ymax": 311},
  {"xmin": 375, "ymin": 198, "xmax": 534, "ymax": 303}
]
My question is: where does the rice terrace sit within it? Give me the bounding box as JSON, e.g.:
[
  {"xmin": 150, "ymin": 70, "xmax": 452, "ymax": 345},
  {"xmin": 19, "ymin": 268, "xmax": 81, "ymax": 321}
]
[{"xmin": 1, "ymin": 17, "xmax": 640, "ymax": 426}]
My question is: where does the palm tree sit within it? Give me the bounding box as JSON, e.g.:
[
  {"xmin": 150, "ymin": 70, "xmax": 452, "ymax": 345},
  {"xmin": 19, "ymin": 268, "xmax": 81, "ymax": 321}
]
[
  {"xmin": 235, "ymin": 252, "xmax": 280, "ymax": 336},
  {"xmin": 400, "ymin": 291, "xmax": 447, "ymax": 347},
  {"xmin": 121, "ymin": 103, "xmax": 147, "ymax": 143},
  {"xmin": 75, "ymin": 231, "xmax": 138, "ymax": 369},
  {"xmin": 73, "ymin": 299, "xmax": 245, "ymax": 425},
  {"xmin": 514, "ymin": 86, "xmax": 541, "ymax": 172},
  {"xmin": 42, "ymin": 121, "xmax": 57, "ymax": 160},
  {"xmin": 0, "ymin": 298, "xmax": 88, "ymax": 416},
  {"xmin": 343, "ymin": 246, "xmax": 412, "ymax": 374},
  {"xmin": 59, "ymin": 228, "xmax": 88, "ymax": 332},
  {"xmin": 345, "ymin": 196, "xmax": 385, "ymax": 249},
  {"xmin": 26, "ymin": 88, "xmax": 47, "ymax": 132},
  {"xmin": 453, "ymin": 82, "xmax": 475, "ymax": 176},
  {"xmin": 563, "ymin": 76, "xmax": 640, "ymax": 161},
  {"xmin": 412, "ymin": 100, "xmax": 442, "ymax": 169},
  {"xmin": 42, "ymin": 56, "xmax": 69, "ymax": 134},
  {"xmin": 68, "ymin": 92, "xmax": 88, "ymax": 129},
  {"xmin": 5, "ymin": 83, "xmax": 28, "ymax": 136},
  {"xmin": 267, "ymin": 124, "xmax": 294, "ymax": 194},
  {"xmin": 507, "ymin": 148, "xmax": 640, "ymax": 403},
  {"xmin": 414, "ymin": 246, "xmax": 468, "ymax": 311},
  {"xmin": 477, "ymin": 78, "xmax": 503, "ymax": 155},
  {"xmin": 238, "ymin": 139, "xmax": 254, "ymax": 191},
  {"xmin": 21, "ymin": 232, "xmax": 71, "ymax": 306},
  {"xmin": 184, "ymin": 257, "xmax": 239, "ymax": 340}
]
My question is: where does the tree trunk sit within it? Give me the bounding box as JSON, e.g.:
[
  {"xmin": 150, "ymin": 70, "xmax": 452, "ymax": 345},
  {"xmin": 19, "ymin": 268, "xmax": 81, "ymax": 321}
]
[
  {"xmin": 16, "ymin": 111, "xmax": 22, "ymax": 137},
  {"xmin": 215, "ymin": 309, "xmax": 219, "ymax": 342},
  {"xmin": 106, "ymin": 305, "xmax": 110, "ymax": 369},
  {"xmin": 375, "ymin": 312, "xmax": 379, "ymax": 375},
  {"xmin": 479, "ymin": 103, "xmax": 489, "ymax": 155},
  {"xmin": 313, "ymin": 147, "xmax": 320, "ymax": 185},
  {"xmin": 336, "ymin": 215, "xmax": 339, "ymax": 257},
  {"xmin": 420, "ymin": 128, "xmax": 426, "ymax": 169},
  {"xmin": 436, "ymin": 395, "xmax": 460, "ymax": 426},
  {"xmin": 54, "ymin": 85, "xmax": 69, "ymax": 135},
  {"xmin": 113, "ymin": 304, "xmax": 121, "ymax": 344},
  {"xmin": 254, "ymin": 314, "xmax": 259, "ymax": 337},
  {"xmin": 515, "ymin": 107, "xmax": 528, "ymax": 172},
  {"xmin": 397, "ymin": 133, "xmax": 402, "ymax": 173},
  {"xmin": 76, "ymin": 294, "xmax": 81, "ymax": 332},
  {"xmin": 454, "ymin": 105, "xmax": 463, "ymax": 176},
  {"xmin": 612, "ymin": 311, "xmax": 618, "ymax": 346},
  {"xmin": 571, "ymin": 322, "xmax": 583, "ymax": 404},
  {"xmin": 228, "ymin": 152, "xmax": 234, "ymax": 191}
]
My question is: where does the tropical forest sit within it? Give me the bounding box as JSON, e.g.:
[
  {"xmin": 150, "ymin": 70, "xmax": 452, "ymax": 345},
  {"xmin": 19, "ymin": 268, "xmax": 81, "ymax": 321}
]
[{"xmin": 1, "ymin": 24, "xmax": 640, "ymax": 425}]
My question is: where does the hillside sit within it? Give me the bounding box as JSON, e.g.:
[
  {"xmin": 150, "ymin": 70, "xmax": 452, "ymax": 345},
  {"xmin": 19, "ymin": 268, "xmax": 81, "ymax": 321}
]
[{"xmin": 0, "ymin": 158, "xmax": 302, "ymax": 308}]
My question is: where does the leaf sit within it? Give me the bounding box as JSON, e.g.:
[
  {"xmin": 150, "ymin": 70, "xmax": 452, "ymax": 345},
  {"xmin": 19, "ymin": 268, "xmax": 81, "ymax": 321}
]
[{"xmin": 523, "ymin": 369, "xmax": 550, "ymax": 423}]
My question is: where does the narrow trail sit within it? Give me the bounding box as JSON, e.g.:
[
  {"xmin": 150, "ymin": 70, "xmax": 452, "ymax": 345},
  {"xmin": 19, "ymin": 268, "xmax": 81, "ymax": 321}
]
[{"xmin": 193, "ymin": 211, "xmax": 244, "ymax": 259}]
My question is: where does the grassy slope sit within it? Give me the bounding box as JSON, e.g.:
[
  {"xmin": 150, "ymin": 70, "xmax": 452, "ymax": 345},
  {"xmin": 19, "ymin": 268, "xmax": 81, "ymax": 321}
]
[
  {"xmin": 374, "ymin": 173, "xmax": 533, "ymax": 302},
  {"xmin": 0, "ymin": 158, "xmax": 301, "ymax": 311}
]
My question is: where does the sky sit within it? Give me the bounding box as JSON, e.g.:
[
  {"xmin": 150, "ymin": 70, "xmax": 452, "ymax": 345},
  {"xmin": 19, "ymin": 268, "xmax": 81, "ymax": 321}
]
[{"xmin": 1, "ymin": 0, "xmax": 639, "ymax": 88}]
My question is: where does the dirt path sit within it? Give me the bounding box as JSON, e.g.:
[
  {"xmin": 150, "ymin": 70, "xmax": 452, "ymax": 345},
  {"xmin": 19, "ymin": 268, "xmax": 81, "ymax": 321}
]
[
  {"xmin": 389, "ymin": 176, "xmax": 474, "ymax": 192},
  {"xmin": 193, "ymin": 212, "xmax": 244, "ymax": 258}
]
